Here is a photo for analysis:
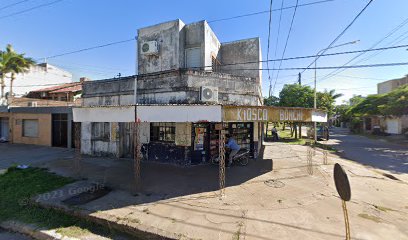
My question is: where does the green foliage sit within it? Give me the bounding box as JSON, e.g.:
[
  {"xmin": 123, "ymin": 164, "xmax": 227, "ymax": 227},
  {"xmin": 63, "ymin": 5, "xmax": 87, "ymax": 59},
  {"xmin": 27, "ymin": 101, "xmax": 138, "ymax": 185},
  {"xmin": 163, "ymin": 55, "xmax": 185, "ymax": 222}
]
[
  {"xmin": 263, "ymin": 96, "xmax": 280, "ymax": 106},
  {"xmin": 348, "ymin": 85, "xmax": 408, "ymax": 117},
  {"xmin": 279, "ymin": 84, "xmax": 314, "ymax": 108},
  {"xmin": 277, "ymin": 84, "xmax": 341, "ymax": 117},
  {"xmin": 0, "ymin": 167, "xmax": 115, "ymax": 237}
]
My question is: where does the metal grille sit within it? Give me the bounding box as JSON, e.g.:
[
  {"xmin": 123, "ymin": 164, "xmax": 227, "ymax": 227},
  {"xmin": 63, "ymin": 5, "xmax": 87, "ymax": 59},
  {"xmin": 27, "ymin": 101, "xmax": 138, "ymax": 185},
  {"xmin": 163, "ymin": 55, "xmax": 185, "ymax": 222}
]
[
  {"xmin": 133, "ymin": 121, "xmax": 142, "ymax": 191},
  {"xmin": 219, "ymin": 128, "xmax": 226, "ymax": 197},
  {"xmin": 307, "ymin": 145, "xmax": 314, "ymax": 175}
]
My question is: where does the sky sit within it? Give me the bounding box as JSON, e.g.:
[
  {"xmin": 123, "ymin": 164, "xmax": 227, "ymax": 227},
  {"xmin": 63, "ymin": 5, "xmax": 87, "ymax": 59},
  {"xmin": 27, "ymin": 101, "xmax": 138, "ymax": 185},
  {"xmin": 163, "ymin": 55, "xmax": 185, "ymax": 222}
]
[{"xmin": 1, "ymin": 0, "xmax": 408, "ymax": 104}]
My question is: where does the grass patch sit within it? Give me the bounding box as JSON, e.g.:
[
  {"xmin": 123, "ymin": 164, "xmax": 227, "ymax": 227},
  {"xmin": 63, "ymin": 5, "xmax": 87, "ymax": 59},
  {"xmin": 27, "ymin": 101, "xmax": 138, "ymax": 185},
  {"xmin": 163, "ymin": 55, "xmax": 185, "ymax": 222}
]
[
  {"xmin": 0, "ymin": 167, "xmax": 121, "ymax": 238},
  {"xmin": 276, "ymin": 129, "xmax": 308, "ymax": 145}
]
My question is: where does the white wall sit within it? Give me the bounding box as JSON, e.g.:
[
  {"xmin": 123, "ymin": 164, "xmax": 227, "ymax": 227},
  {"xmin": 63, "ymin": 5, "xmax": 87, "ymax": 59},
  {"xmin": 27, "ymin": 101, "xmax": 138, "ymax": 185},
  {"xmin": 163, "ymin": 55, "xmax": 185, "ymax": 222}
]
[{"xmin": 7, "ymin": 64, "xmax": 72, "ymax": 97}]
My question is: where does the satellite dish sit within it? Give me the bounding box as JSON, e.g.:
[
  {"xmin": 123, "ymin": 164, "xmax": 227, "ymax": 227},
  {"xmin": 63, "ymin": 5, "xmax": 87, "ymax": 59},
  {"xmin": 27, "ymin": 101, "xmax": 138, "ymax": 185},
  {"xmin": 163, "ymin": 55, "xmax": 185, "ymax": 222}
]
[{"xmin": 334, "ymin": 163, "xmax": 351, "ymax": 201}]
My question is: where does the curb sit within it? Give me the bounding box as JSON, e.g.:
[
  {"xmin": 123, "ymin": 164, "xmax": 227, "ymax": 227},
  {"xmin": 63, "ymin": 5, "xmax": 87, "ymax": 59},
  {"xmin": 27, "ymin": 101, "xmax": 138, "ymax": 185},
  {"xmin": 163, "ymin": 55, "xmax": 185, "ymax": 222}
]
[{"xmin": 0, "ymin": 220, "xmax": 78, "ymax": 240}]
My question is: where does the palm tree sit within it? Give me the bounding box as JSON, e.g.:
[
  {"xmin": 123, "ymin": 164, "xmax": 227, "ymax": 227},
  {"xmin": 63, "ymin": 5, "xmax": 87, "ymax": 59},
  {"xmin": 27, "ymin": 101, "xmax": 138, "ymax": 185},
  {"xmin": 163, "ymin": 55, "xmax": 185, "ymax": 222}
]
[
  {"xmin": 4, "ymin": 45, "xmax": 35, "ymax": 101},
  {"xmin": 328, "ymin": 89, "xmax": 343, "ymax": 101}
]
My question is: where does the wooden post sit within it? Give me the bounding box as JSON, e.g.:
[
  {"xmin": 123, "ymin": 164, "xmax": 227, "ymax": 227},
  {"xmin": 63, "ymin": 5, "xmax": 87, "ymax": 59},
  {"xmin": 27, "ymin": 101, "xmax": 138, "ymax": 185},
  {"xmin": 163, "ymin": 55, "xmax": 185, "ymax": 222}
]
[{"xmin": 342, "ymin": 200, "xmax": 351, "ymax": 240}]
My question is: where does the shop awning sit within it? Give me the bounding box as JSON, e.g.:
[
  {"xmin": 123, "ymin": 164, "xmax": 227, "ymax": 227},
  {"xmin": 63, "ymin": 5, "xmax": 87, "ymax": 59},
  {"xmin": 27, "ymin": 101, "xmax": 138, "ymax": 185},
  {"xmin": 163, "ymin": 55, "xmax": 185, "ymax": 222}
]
[
  {"xmin": 73, "ymin": 105, "xmax": 327, "ymax": 123},
  {"xmin": 73, "ymin": 106, "xmax": 135, "ymax": 122}
]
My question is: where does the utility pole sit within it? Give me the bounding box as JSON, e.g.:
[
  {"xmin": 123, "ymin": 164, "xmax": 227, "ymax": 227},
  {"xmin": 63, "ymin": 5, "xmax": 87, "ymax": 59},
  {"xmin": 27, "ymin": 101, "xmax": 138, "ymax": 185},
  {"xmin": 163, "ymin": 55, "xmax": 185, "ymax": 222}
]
[{"xmin": 298, "ymin": 72, "xmax": 301, "ymax": 85}]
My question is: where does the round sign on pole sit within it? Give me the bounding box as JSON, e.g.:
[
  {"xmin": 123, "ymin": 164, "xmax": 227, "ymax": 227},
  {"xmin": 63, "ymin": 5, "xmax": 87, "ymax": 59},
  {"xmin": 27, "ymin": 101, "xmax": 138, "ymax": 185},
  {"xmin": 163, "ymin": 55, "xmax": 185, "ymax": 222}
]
[{"xmin": 334, "ymin": 163, "xmax": 351, "ymax": 201}]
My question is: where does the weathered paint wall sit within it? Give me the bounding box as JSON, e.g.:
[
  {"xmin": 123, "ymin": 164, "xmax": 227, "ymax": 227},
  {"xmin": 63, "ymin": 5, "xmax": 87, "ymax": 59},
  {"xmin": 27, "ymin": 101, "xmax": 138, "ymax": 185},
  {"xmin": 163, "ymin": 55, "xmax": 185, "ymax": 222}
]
[
  {"xmin": 138, "ymin": 20, "xmax": 185, "ymax": 74},
  {"xmin": 82, "ymin": 70, "xmax": 261, "ymax": 106},
  {"xmin": 220, "ymin": 38, "xmax": 262, "ymax": 82},
  {"xmin": 204, "ymin": 21, "xmax": 221, "ymax": 71},
  {"xmin": 11, "ymin": 113, "xmax": 52, "ymax": 146},
  {"xmin": 81, "ymin": 122, "xmax": 119, "ymax": 157}
]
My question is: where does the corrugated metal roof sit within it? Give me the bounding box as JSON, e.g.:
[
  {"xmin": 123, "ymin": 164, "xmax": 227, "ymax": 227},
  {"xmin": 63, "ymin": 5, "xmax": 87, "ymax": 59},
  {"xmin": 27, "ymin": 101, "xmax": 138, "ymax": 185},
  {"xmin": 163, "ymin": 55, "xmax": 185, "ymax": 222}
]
[
  {"xmin": 31, "ymin": 82, "xmax": 80, "ymax": 93},
  {"xmin": 49, "ymin": 84, "xmax": 82, "ymax": 93}
]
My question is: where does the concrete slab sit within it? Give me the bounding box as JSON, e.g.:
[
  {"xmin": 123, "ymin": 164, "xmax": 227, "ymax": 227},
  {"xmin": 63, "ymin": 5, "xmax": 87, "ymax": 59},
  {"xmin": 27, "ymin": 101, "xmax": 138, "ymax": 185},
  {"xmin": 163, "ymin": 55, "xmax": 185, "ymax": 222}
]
[{"xmin": 34, "ymin": 143, "xmax": 408, "ymax": 240}]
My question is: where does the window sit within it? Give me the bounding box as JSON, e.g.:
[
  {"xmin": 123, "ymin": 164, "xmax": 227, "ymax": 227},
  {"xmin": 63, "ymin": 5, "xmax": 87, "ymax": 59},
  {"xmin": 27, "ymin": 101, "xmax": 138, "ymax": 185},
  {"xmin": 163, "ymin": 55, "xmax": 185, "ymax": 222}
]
[
  {"xmin": 150, "ymin": 123, "xmax": 175, "ymax": 142},
  {"xmin": 211, "ymin": 56, "xmax": 220, "ymax": 72},
  {"xmin": 23, "ymin": 119, "xmax": 39, "ymax": 137},
  {"xmin": 185, "ymin": 47, "xmax": 201, "ymax": 69},
  {"xmin": 92, "ymin": 122, "xmax": 110, "ymax": 141}
]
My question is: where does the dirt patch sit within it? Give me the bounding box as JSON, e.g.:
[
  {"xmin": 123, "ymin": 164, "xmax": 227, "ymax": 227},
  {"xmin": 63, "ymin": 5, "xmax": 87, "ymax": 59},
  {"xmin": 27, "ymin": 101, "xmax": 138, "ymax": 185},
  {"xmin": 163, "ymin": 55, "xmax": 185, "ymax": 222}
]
[{"xmin": 358, "ymin": 213, "xmax": 381, "ymax": 223}]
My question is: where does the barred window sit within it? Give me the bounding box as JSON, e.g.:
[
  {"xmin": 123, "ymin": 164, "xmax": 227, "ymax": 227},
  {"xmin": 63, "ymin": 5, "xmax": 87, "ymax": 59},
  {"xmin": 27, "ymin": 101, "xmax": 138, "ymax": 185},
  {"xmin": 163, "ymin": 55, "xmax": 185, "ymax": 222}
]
[
  {"xmin": 150, "ymin": 123, "xmax": 175, "ymax": 142},
  {"xmin": 92, "ymin": 122, "xmax": 110, "ymax": 141}
]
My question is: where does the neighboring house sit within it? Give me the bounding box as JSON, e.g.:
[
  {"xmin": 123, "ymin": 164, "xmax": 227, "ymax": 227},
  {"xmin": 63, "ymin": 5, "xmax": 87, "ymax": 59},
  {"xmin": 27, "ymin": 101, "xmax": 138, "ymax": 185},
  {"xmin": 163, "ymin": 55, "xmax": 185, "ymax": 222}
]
[
  {"xmin": 3, "ymin": 63, "xmax": 72, "ymax": 98},
  {"xmin": 25, "ymin": 77, "xmax": 86, "ymax": 102},
  {"xmin": 4, "ymin": 107, "xmax": 76, "ymax": 148},
  {"xmin": 362, "ymin": 75, "xmax": 408, "ymax": 135},
  {"xmin": 377, "ymin": 75, "xmax": 408, "ymax": 94}
]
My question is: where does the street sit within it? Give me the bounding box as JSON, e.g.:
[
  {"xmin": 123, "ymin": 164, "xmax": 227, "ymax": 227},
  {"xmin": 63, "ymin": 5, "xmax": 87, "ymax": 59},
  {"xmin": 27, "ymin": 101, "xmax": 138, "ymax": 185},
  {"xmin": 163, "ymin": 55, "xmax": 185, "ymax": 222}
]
[
  {"xmin": 0, "ymin": 229, "xmax": 32, "ymax": 240},
  {"xmin": 325, "ymin": 127, "xmax": 408, "ymax": 174}
]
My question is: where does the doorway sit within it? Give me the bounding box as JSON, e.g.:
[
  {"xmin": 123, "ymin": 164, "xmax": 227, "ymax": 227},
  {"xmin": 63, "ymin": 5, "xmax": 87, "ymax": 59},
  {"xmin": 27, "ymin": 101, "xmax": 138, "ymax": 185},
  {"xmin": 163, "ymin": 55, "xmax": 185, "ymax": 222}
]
[
  {"xmin": 52, "ymin": 114, "xmax": 68, "ymax": 147},
  {"xmin": 0, "ymin": 117, "xmax": 9, "ymax": 141},
  {"xmin": 191, "ymin": 123, "xmax": 209, "ymax": 165}
]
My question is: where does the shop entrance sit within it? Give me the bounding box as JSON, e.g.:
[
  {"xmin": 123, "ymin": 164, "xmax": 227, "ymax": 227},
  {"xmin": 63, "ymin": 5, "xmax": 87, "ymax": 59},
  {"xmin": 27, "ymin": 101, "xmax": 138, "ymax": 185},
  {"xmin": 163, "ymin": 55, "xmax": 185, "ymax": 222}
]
[
  {"xmin": 191, "ymin": 123, "xmax": 210, "ymax": 165},
  {"xmin": 228, "ymin": 122, "xmax": 254, "ymax": 157}
]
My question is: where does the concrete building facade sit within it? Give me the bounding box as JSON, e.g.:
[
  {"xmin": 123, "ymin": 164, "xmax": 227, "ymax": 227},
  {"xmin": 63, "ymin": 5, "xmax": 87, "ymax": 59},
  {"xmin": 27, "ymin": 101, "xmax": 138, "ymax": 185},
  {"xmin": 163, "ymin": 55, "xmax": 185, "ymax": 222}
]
[
  {"xmin": 78, "ymin": 19, "xmax": 264, "ymax": 165},
  {"xmin": 2, "ymin": 63, "xmax": 73, "ymax": 99},
  {"xmin": 377, "ymin": 75, "xmax": 408, "ymax": 94}
]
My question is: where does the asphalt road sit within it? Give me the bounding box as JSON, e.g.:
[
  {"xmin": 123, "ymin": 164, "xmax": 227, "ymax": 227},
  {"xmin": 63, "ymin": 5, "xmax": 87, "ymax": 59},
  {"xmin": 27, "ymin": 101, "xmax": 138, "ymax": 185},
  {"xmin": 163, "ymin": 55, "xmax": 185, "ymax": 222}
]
[
  {"xmin": 0, "ymin": 229, "xmax": 32, "ymax": 240},
  {"xmin": 0, "ymin": 143, "xmax": 74, "ymax": 170},
  {"xmin": 325, "ymin": 127, "xmax": 408, "ymax": 174}
]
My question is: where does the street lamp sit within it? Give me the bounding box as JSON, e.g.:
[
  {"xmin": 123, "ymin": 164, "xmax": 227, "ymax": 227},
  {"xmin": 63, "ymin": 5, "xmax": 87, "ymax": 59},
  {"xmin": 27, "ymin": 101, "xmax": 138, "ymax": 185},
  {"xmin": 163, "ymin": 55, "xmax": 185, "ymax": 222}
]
[{"xmin": 313, "ymin": 40, "xmax": 359, "ymax": 143}]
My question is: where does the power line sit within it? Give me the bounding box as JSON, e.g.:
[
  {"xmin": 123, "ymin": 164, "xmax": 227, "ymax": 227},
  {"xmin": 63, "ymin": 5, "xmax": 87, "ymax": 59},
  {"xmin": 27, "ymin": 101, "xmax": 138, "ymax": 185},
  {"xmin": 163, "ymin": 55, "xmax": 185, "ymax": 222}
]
[
  {"xmin": 271, "ymin": 0, "xmax": 300, "ymax": 95},
  {"xmin": 0, "ymin": 0, "xmax": 64, "ymax": 20},
  {"xmin": 0, "ymin": 0, "xmax": 31, "ymax": 11},
  {"xmin": 300, "ymin": 0, "xmax": 374, "ymax": 74},
  {"xmin": 229, "ymin": 62, "xmax": 408, "ymax": 71},
  {"xmin": 208, "ymin": 0, "xmax": 335, "ymax": 23},
  {"xmin": 41, "ymin": 38, "xmax": 136, "ymax": 60},
  {"xmin": 266, "ymin": 0, "xmax": 274, "ymax": 97},
  {"xmin": 188, "ymin": 43, "xmax": 408, "ymax": 69},
  {"xmin": 269, "ymin": 0, "xmax": 285, "ymax": 95},
  {"xmin": 316, "ymin": 15, "xmax": 408, "ymax": 82}
]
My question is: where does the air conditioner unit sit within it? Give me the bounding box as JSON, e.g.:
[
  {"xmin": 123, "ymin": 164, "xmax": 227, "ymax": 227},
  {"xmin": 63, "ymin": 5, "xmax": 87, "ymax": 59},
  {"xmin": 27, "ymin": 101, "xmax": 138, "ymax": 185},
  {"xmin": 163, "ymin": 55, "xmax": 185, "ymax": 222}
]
[
  {"xmin": 41, "ymin": 92, "xmax": 47, "ymax": 97},
  {"xmin": 200, "ymin": 86, "xmax": 218, "ymax": 103},
  {"xmin": 28, "ymin": 101, "xmax": 37, "ymax": 107},
  {"xmin": 141, "ymin": 41, "xmax": 159, "ymax": 55}
]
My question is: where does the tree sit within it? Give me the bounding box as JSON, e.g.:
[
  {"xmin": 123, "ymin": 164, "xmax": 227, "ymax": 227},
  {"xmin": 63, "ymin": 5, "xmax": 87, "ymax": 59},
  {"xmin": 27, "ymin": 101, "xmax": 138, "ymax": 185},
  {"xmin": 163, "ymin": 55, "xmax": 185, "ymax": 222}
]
[
  {"xmin": 0, "ymin": 44, "xmax": 35, "ymax": 100},
  {"xmin": 263, "ymin": 96, "xmax": 279, "ymax": 106},
  {"xmin": 279, "ymin": 84, "xmax": 314, "ymax": 139}
]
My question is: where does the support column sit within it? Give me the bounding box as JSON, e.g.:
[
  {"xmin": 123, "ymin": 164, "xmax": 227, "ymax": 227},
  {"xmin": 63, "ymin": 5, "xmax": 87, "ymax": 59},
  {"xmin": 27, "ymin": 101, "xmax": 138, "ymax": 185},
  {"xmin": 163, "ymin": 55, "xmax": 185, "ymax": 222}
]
[{"xmin": 219, "ymin": 127, "xmax": 226, "ymax": 197}]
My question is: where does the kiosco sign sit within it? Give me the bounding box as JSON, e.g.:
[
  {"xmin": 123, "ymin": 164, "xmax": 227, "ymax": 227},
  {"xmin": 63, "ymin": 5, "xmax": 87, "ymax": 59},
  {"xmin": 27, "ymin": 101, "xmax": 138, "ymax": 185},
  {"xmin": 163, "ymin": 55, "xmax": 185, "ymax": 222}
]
[{"xmin": 223, "ymin": 106, "xmax": 327, "ymax": 122}]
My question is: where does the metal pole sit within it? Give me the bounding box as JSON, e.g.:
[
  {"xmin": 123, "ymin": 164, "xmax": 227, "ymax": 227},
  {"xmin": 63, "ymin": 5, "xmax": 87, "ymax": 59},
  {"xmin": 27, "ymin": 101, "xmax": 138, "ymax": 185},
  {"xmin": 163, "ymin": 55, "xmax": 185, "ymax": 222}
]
[
  {"xmin": 314, "ymin": 57, "xmax": 317, "ymax": 144},
  {"xmin": 342, "ymin": 200, "xmax": 351, "ymax": 240}
]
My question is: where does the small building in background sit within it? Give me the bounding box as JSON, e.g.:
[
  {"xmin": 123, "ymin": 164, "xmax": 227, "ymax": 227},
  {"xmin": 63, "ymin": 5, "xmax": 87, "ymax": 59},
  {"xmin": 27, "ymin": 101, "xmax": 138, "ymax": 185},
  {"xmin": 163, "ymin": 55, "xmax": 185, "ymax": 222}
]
[
  {"xmin": 4, "ymin": 63, "xmax": 73, "ymax": 98},
  {"xmin": 377, "ymin": 75, "xmax": 408, "ymax": 94}
]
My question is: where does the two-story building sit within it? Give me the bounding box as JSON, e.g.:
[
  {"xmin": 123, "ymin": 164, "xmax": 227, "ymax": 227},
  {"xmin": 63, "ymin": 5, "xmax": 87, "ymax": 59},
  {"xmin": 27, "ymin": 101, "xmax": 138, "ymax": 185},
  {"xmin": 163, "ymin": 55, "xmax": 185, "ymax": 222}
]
[{"xmin": 74, "ymin": 19, "xmax": 326, "ymax": 166}]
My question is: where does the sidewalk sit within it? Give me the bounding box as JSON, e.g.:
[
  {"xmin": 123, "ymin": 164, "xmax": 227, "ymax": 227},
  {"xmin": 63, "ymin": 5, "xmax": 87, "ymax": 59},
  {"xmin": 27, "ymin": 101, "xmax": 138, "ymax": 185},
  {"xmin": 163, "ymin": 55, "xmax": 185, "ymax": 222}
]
[{"xmin": 35, "ymin": 142, "xmax": 408, "ymax": 240}]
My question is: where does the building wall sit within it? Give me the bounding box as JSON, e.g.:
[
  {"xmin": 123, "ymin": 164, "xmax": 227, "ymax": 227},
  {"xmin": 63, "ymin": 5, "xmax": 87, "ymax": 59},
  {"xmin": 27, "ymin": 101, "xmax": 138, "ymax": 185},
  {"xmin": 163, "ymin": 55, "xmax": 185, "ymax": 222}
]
[
  {"xmin": 0, "ymin": 112, "xmax": 10, "ymax": 140},
  {"xmin": 4, "ymin": 64, "xmax": 72, "ymax": 97},
  {"xmin": 138, "ymin": 20, "xmax": 185, "ymax": 74},
  {"xmin": 11, "ymin": 113, "xmax": 52, "ymax": 146},
  {"xmin": 377, "ymin": 75, "xmax": 408, "ymax": 94},
  {"xmin": 82, "ymin": 71, "xmax": 261, "ymax": 106},
  {"xmin": 220, "ymin": 38, "xmax": 262, "ymax": 81}
]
